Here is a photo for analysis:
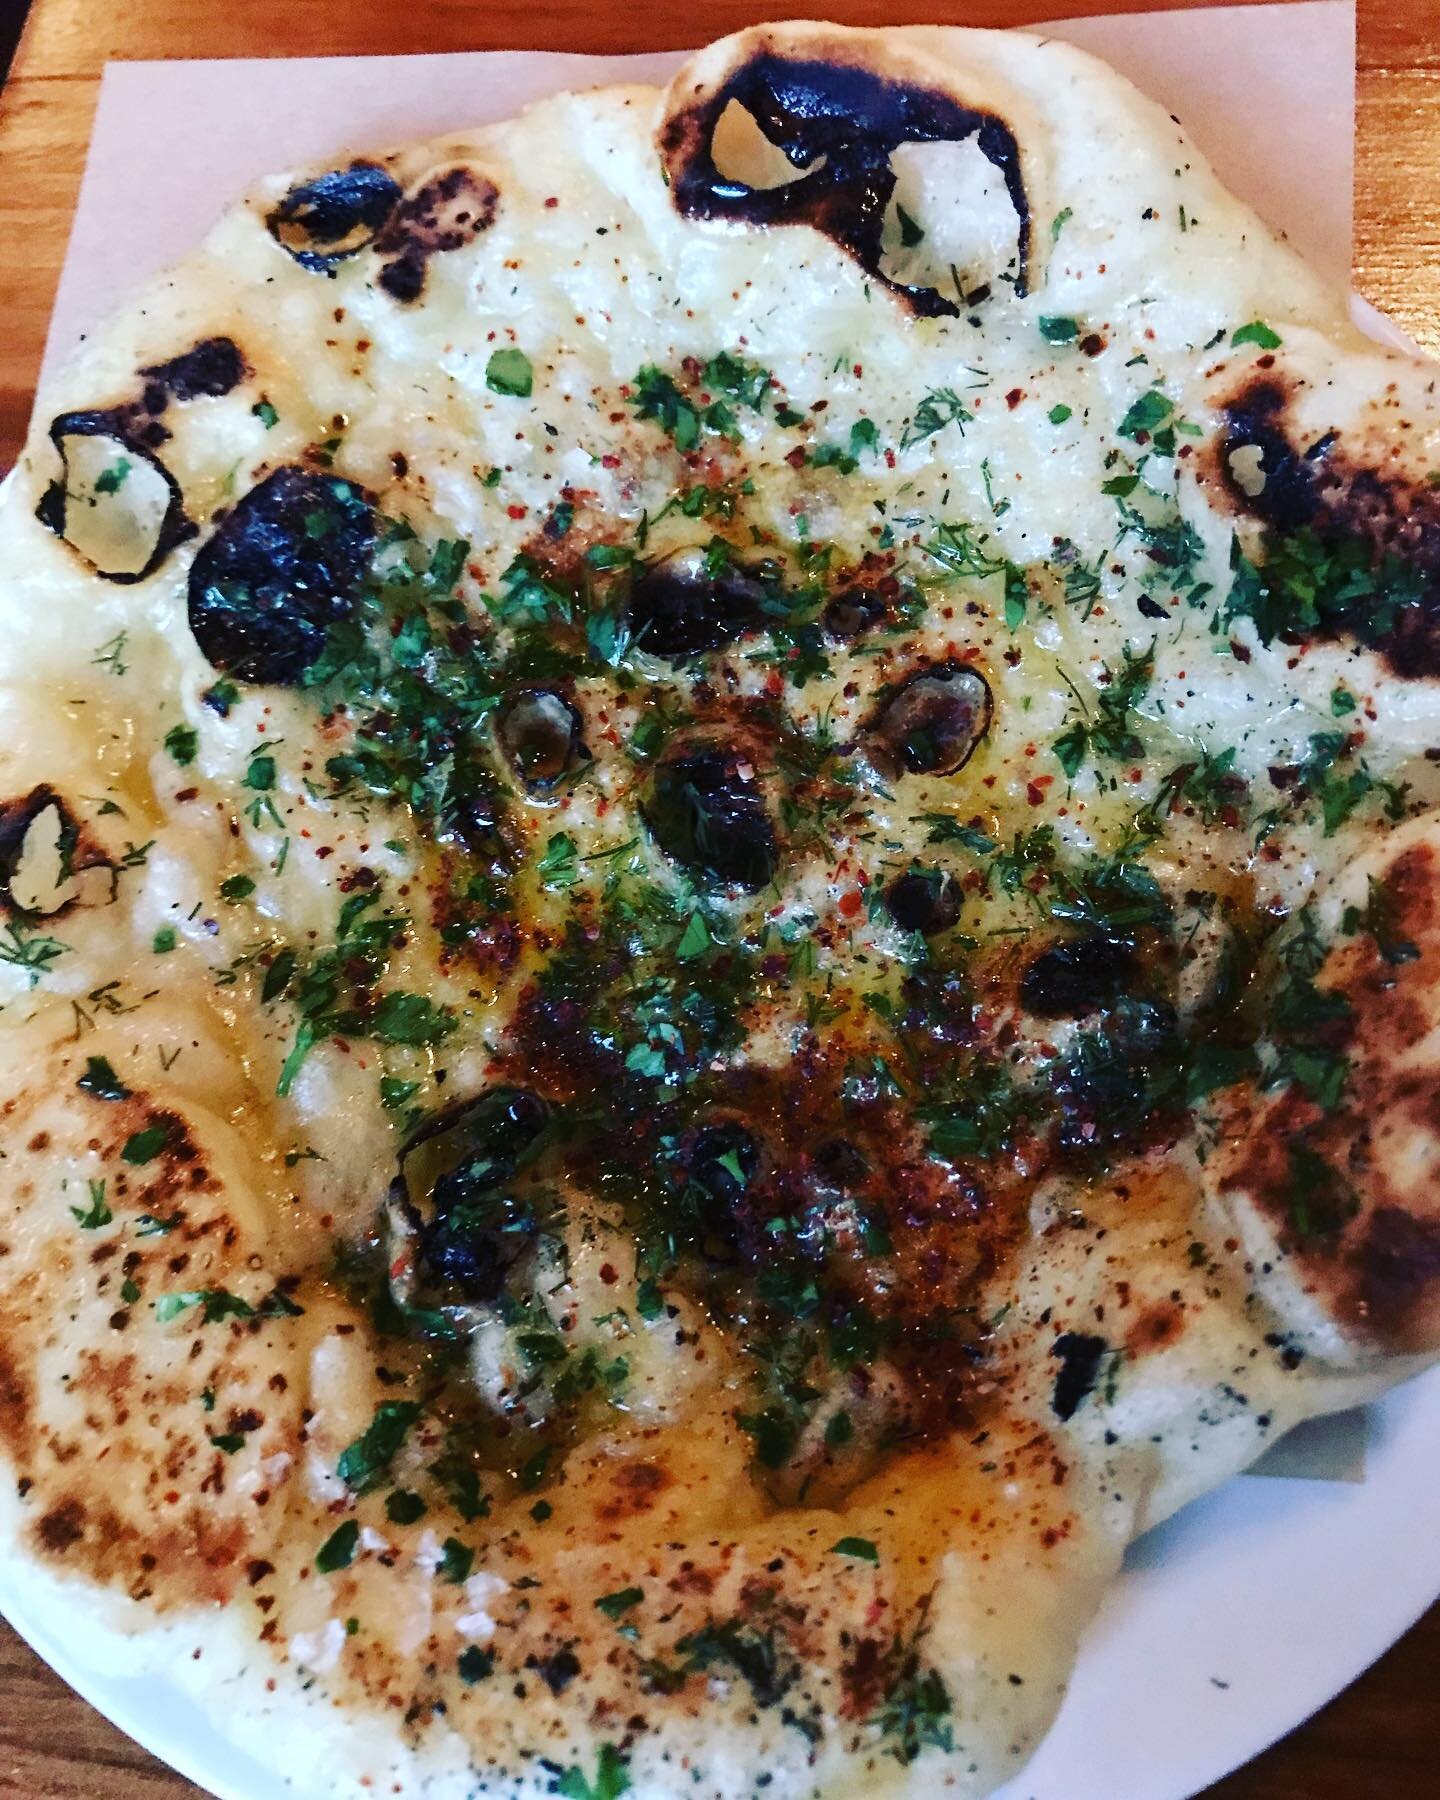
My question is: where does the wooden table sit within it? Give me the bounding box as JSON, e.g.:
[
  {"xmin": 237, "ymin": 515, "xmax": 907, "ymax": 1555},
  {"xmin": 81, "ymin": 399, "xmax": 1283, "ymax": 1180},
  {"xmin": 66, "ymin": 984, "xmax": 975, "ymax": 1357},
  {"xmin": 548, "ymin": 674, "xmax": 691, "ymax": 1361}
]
[{"xmin": 0, "ymin": 1, "xmax": 1436, "ymax": 1794}]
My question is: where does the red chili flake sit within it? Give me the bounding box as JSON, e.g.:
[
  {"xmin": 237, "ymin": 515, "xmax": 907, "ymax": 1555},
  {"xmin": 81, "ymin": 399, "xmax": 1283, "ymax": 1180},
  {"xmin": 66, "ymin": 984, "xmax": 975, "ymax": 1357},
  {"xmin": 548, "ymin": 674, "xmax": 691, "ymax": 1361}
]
[
  {"xmin": 507, "ymin": 503, "xmax": 527, "ymax": 520},
  {"xmin": 544, "ymin": 196, "xmax": 559, "ymax": 209},
  {"xmin": 837, "ymin": 889, "xmax": 863, "ymax": 918},
  {"xmin": 600, "ymin": 453, "xmax": 621, "ymax": 469},
  {"xmin": 1006, "ymin": 388, "xmax": 1024, "ymax": 409},
  {"xmin": 1026, "ymin": 776, "xmax": 1054, "ymax": 806}
]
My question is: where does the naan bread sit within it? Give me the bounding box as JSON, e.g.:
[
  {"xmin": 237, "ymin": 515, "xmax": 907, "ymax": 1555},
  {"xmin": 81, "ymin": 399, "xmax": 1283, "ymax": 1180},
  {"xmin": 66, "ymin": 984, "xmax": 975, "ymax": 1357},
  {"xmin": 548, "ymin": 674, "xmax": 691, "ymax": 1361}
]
[{"xmin": 1, "ymin": 21, "xmax": 1438, "ymax": 1798}]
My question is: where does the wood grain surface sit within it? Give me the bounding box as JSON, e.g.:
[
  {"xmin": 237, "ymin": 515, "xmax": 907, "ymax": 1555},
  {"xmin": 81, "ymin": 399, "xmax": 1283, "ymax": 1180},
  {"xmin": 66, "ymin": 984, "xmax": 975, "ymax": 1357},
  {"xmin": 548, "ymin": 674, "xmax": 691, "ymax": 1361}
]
[{"xmin": 0, "ymin": 1, "xmax": 1436, "ymax": 1795}]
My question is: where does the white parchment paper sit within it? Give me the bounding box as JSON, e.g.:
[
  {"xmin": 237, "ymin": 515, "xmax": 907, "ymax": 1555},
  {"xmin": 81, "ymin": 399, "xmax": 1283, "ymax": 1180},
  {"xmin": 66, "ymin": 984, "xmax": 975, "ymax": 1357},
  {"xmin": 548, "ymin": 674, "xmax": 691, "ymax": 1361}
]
[
  {"xmin": 37, "ymin": 1, "xmax": 1366, "ymax": 1476},
  {"xmin": 44, "ymin": 1, "xmax": 1355, "ymax": 381}
]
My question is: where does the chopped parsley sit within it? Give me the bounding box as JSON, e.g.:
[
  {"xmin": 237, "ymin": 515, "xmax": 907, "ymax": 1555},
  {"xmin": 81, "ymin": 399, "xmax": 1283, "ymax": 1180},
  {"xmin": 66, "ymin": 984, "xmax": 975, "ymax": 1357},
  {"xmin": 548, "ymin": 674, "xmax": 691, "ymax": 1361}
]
[
  {"xmin": 154, "ymin": 1286, "xmax": 302, "ymax": 1326},
  {"xmin": 1224, "ymin": 526, "xmax": 1425, "ymax": 648},
  {"xmin": 0, "ymin": 923, "xmax": 70, "ymax": 988},
  {"xmin": 925, "ymin": 522, "xmax": 1029, "ymax": 627},
  {"xmin": 875, "ymin": 1643, "xmax": 954, "ymax": 1765},
  {"xmin": 121, "ymin": 1122, "xmax": 171, "ymax": 1164},
  {"xmin": 316, "ymin": 1519, "xmax": 360, "ymax": 1573},
  {"xmin": 629, "ymin": 354, "xmax": 770, "ymax": 449},
  {"xmin": 337, "ymin": 1399, "xmax": 422, "ymax": 1493},
  {"xmin": 70, "ymin": 1179, "xmax": 112, "ymax": 1230},
  {"xmin": 271, "ymin": 890, "xmax": 456, "ymax": 1097},
  {"xmin": 163, "ymin": 723, "xmax": 198, "ymax": 765},
  {"xmin": 595, "ymin": 1586, "xmax": 643, "ymax": 1619},
  {"xmin": 485, "ymin": 347, "xmax": 533, "ymax": 397},
  {"xmin": 556, "ymin": 1745, "xmax": 630, "ymax": 1800},
  {"xmin": 831, "ymin": 1536, "xmax": 879, "ymax": 1563},
  {"xmin": 78, "ymin": 1054, "xmax": 130, "ymax": 1101},
  {"xmin": 457, "ymin": 1645, "xmax": 495, "ymax": 1685},
  {"xmin": 1052, "ymin": 642, "xmax": 1154, "ymax": 776},
  {"xmin": 93, "ymin": 459, "xmax": 132, "ymax": 495},
  {"xmin": 901, "ymin": 388, "xmax": 973, "ymax": 450},
  {"xmin": 438, "ymin": 1536, "xmax": 474, "ymax": 1584},
  {"xmin": 1232, "ymin": 320, "xmax": 1282, "ymax": 350}
]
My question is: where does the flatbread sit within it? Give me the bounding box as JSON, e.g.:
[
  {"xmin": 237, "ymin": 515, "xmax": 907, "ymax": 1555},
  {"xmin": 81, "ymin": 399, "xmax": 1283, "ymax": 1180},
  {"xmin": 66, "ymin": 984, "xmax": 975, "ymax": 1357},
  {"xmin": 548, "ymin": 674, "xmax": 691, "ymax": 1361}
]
[{"xmin": 1, "ymin": 20, "xmax": 1438, "ymax": 1798}]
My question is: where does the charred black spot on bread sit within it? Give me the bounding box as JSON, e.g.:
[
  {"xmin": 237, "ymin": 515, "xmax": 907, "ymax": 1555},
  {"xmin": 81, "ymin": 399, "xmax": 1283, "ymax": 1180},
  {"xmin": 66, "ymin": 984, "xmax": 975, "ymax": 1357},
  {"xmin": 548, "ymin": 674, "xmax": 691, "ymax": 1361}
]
[
  {"xmin": 373, "ymin": 167, "xmax": 499, "ymax": 302},
  {"xmin": 644, "ymin": 744, "xmax": 778, "ymax": 892},
  {"xmin": 440, "ymin": 782, "xmax": 508, "ymax": 858},
  {"xmin": 394, "ymin": 1089, "xmax": 550, "ymax": 1301},
  {"xmin": 1219, "ymin": 380, "xmax": 1324, "ymax": 533},
  {"xmin": 35, "ymin": 1496, "xmax": 87, "ymax": 1554},
  {"xmin": 0, "ymin": 787, "xmax": 73, "ymax": 904},
  {"xmin": 267, "ymin": 161, "xmax": 403, "ymax": 273},
  {"xmin": 0, "ymin": 785, "xmax": 110, "ymax": 919},
  {"xmin": 806, "ymin": 1135, "xmax": 870, "ymax": 1197},
  {"xmin": 660, "ymin": 50, "xmax": 1030, "ymax": 315},
  {"xmin": 1213, "ymin": 371, "xmax": 1440, "ymax": 676},
  {"xmin": 885, "ymin": 867, "xmax": 962, "ymax": 937},
  {"xmin": 821, "ymin": 582, "xmax": 888, "ymax": 641},
  {"xmin": 627, "ymin": 548, "xmax": 773, "ymax": 661},
  {"xmin": 35, "ymin": 410, "xmax": 193, "ymax": 584},
  {"xmin": 1359, "ymin": 1206, "xmax": 1440, "ymax": 1341},
  {"xmin": 494, "ymin": 688, "xmax": 588, "ymax": 794},
  {"xmin": 187, "ymin": 467, "xmax": 374, "ymax": 685},
  {"xmin": 1021, "ymin": 935, "xmax": 1137, "ymax": 1018},
  {"xmin": 531, "ymin": 1647, "xmax": 582, "ymax": 1695},
  {"xmin": 1050, "ymin": 997, "xmax": 1182, "ymax": 1157},
  {"xmin": 1050, "ymin": 1331, "xmax": 1107, "ymax": 1421},
  {"xmin": 139, "ymin": 337, "xmax": 248, "ymax": 404},
  {"xmin": 679, "ymin": 1120, "xmax": 763, "ymax": 1262},
  {"xmin": 0, "ymin": 1346, "xmax": 31, "ymax": 1462},
  {"xmin": 862, "ymin": 660, "xmax": 992, "ymax": 779}
]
